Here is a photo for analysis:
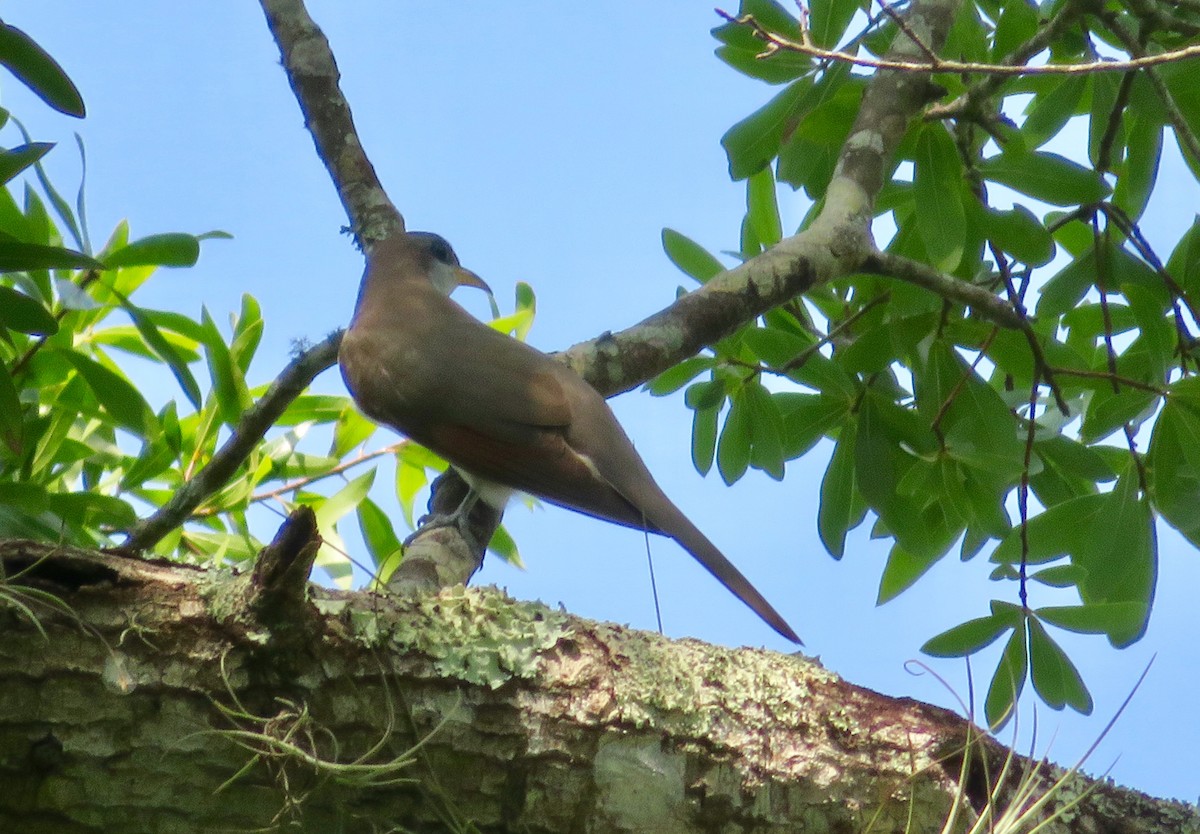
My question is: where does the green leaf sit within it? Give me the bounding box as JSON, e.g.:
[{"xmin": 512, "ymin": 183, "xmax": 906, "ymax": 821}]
[
  {"xmin": 60, "ymin": 350, "xmax": 153, "ymax": 434},
  {"xmin": 980, "ymin": 149, "xmax": 1110, "ymax": 206},
  {"xmin": 914, "ymin": 124, "xmax": 966, "ymax": 271},
  {"xmin": 1081, "ymin": 387, "xmax": 1156, "ymax": 444},
  {"xmin": 985, "ymin": 622, "xmax": 1028, "ymax": 730},
  {"xmin": 1167, "ymin": 216, "xmax": 1200, "ymax": 300},
  {"xmin": 0, "ymin": 285, "xmax": 57, "ymax": 334},
  {"xmin": 743, "ymin": 325, "xmax": 810, "ymax": 368},
  {"xmin": 745, "ymin": 381, "xmax": 785, "ymax": 478},
  {"xmin": 818, "ymin": 420, "xmax": 857, "ymax": 558},
  {"xmin": 877, "ymin": 544, "xmax": 946, "ymax": 604},
  {"xmin": 779, "ymin": 392, "xmax": 844, "ymax": 459},
  {"xmin": 313, "ymin": 470, "xmax": 377, "ymax": 587},
  {"xmin": 1072, "ymin": 475, "xmax": 1156, "ymax": 646},
  {"xmin": 1036, "ymin": 435, "xmax": 1117, "ymax": 483},
  {"xmin": 358, "ymin": 496, "xmax": 403, "ymax": 570},
  {"xmin": 985, "ymin": 204, "xmax": 1054, "ymax": 266},
  {"xmin": 1029, "ymin": 564, "xmax": 1087, "ymax": 588},
  {"xmin": 1028, "ymin": 617, "xmax": 1092, "ymax": 713},
  {"xmin": 1021, "ymin": 75, "xmax": 1087, "ymax": 149},
  {"xmin": 1036, "ymin": 246, "xmax": 1095, "ymax": 319},
  {"xmin": 808, "ymin": 0, "xmax": 860, "ymax": 47},
  {"xmin": 714, "ymin": 44, "xmax": 810, "ymax": 84},
  {"xmin": 396, "ymin": 455, "xmax": 430, "ymax": 529},
  {"xmin": 776, "ymin": 77, "xmax": 861, "ymax": 199},
  {"xmin": 1113, "ymin": 112, "xmax": 1162, "ymax": 221},
  {"xmin": 108, "ymin": 289, "xmax": 202, "ymax": 410},
  {"xmin": 0, "ymin": 142, "xmax": 52, "ymax": 186},
  {"xmin": 0, "ymin": 361, "xmax": 22, "ymax": 455},
  {"xmin": 717, "ymin": 388, "xmax": 753, "ymax": 484},
  {"xmin": 200, "ymin": 307, "xmax": 250, "ymax": 426},
  {"xmin": 684, "ymin": 379, "xmax": 726, "ymax": 411},
  {"xmin": 646, "ymin": 356, "xmax": 715, "ymax": 396},
  {"xmin": 486, "ymin": 522, "xmax": 523, "ymax": 567},
  {"xmin": 0, "ymin": 240, "xmax": 102, "ymax": 271},
  {"xmin": 992, "ymin": 492, "xmax": 1102, "ymax": 565},
  {"xmin": 231, "ymin": 293, "xmax": 264, "ymax": 375},
  {"xmin": 661, "ymin": 228, "xmax": 725, "ymax": 284},
  {"xmin": 47, "ymin": 492, "xmax": 137, "ymax": 531},
  {"xmin": 746, "ymin": 167, "xmax": 782, "ymax": 246},
  {"xmin": 1149, "ymin": 379, "xmax": 1200, "ymax": 548},
  {"xmin": 1036, "ymin": 602, "xmax": 1144, "ymax": 640},
  {"xmin": 691, "ymin": 404, "xmax": 719, "ymax": 476},
  {"xmin": 712, "ymin": 1, "xmax": 807, "ymax": 82},
  {"xmin": 104, "ymin": 233, "xmax": 201, "ymax": 268},
  {"xmin": 721, "ymin": 78, "xmax": 811, "ymax": 180},
  {"xmin": 992, "ymin": 0, "xmax": 1039, "ymax": 61},
  {"xmin": 333, "ymin": 407, "xmax": 376, "ymax": 457},
  {"xmin": 922, "ymin": 608, "xmax": 1018, "ymax": 657},
  {"xmin": 0, "ymin": 22, "xmax": 85, "ymax": 117}
]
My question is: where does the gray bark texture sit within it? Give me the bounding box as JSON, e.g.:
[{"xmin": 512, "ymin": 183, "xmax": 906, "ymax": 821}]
[{"xmin": 0, "ymin": 537, "xmax": 1195, "ymax": 834}]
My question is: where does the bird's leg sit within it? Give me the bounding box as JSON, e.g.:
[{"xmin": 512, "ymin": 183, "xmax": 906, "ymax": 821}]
[{"xmin": 409, "ymin": 488, "xmax": 485, "ymax": 553}]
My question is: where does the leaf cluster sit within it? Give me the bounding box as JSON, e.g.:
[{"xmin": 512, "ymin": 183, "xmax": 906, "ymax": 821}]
[{"xmin": 651, "ymin": 0, "xmax": 1200, "ymax": 726}]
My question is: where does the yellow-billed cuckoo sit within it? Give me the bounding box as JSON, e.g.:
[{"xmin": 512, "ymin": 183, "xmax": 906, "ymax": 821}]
[{"xmin": 339, "ymin": 231, "xmax": 801, "ymax": 643}]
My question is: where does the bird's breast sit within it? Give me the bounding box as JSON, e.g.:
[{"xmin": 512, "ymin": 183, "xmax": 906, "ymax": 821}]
[{"xmin": 339, "ymin": 326, "xmax": 433, "ymax": 434}]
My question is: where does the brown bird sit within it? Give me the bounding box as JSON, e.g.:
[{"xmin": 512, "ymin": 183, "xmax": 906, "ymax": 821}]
[{"xmin": 339, "ymin": 231, "xmax": 801, "ymax": 643}]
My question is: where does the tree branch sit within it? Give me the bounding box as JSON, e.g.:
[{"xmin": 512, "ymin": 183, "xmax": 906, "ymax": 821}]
[
  {"xmin": 720, "ymin": 8, "xmax": 1200, "ymax": 76},
  {"xmin": 862, "ymin": 251, "xmax": 1025, "ymax": 329},
  {"xmin": 259, "ymin": 0, "xmax": 403, "ymax": 245}
]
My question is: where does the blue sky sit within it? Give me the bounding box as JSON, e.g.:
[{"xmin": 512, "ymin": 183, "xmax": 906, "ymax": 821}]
[{"xmin": 7, "ymin": 2, "xmax": 1198, "ymax": 802}]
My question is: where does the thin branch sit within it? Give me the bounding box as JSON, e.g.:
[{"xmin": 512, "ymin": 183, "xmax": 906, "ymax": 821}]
[
  {"xmin": 1048, "ymin": 366, "xmax": 1167, "ymax": 394},
  {"xmin": 782, "ymin": 293, "xmax": 891, "ymax": 373},
  {"xmin": 718, "ymin": 9, "xmax": 1200, "ymax": 76},
  {"xmin": 874, "ymin": 0, "xmax": 941, "ymax": 64},
  {"xmin": 1101, "ymin": 9, "xmax": 1200, "ymax": 164},
  {"xmin": 991, "ymin": 243, "xmax": 1070, "ymax": 416},
  {"xmin": 927, "ymin": 0, "xmax": 1085, "ymax": 121},
  {"xmin": 123, "ymin": 333, "xmax": 342, "ymax": 552},
  {"xmin": 190, "ymin": 442, "xmax": 407, "ymax": 519},
  {"xmin": 861, "ymin": 250, "xmax": 1025, "ymax": 329},
  {"xmin": 931, "ymin": 326, "xmax": 999, "ymax": 446},
  {"xmin": 258, "ymin": 0, "xmax": 402, "ymax": 245}
]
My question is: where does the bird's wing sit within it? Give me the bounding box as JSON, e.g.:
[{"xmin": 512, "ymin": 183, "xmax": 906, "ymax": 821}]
[
  {"xmin": 430, "ymin": 306, "xmax": 574, "ymax": 436},
  {"xmin": 424, "ymin": 420, "xmax": 663, "ymax": 532}
]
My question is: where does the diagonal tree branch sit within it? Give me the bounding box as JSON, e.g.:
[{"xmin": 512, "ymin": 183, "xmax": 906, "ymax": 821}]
[{"xmin": 259, "ymin": 0, "xmax": 403, "ymax": 245}]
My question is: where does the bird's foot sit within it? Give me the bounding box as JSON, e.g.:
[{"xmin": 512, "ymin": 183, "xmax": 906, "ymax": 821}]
[{"xmin": 408, "ymin": 494, "xmax": 484, "ymax": 554}]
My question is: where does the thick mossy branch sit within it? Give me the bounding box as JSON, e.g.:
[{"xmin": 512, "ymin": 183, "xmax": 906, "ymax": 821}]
[{"xmin": 0, "ymin": 540, "xmax": 1193, "ymax": 832}]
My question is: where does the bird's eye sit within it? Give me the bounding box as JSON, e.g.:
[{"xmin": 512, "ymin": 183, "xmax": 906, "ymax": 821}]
[{"xmin": 428, "ymin": 235, "xmax": 455, "ymax": 265}]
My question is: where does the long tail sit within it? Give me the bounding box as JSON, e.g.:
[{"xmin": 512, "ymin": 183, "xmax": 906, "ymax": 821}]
[{"xmin": 652, "ymin": 501, "xmax": 802, "ymax": 644}]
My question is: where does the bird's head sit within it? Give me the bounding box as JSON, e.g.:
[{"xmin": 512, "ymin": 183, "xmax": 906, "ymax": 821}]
[{"xmin": 368, "ymin": 231, "xmax": 492, "ymax": 297}]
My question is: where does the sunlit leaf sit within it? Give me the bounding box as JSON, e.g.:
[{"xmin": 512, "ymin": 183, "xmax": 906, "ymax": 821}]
[
  {"xmin": 0, "ymin": 22, "xmax": 84, "ymax": 116},
  {"xmin": 662, "ymin": 228, "xmax": 725, "ymax": 284},
  {"xmin": 0, "ymin": 284, "xmax": 56, "ymax": 334},
  {"xmin": 104, "ymin": 233, "xmax": 201, "ymax": 268}
]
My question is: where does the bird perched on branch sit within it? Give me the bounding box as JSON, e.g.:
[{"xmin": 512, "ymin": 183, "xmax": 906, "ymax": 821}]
[{"xmin": 339, "ymin": 231, "xmax": 801, "ymax": 643}]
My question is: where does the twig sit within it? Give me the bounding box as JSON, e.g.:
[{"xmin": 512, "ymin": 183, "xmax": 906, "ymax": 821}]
[
  {"xmin": 781, "ymin": 293, "xmax": 891, "ymax": 373},
  {"xmin": 717, "ymin": 9, "xmax": 1200, "ymax": 76},
  {"xmin": 1048, "ymin": 367, "xmax": 1167, "ymax": 394},
  {"xmin": 1101, "ymin": 10, "xmax": 1200, "ymax": 164},
  {"xmin": 861, "ymin": 250, "xmax": 1025, "ymax": 329},
  {"xmin": 991, "ymin": 243, "xmax": 1070, "ymax": 416},
  {"xmin": 874, "ymin": 0, "xmax": 941, "ymax": 64},
  {"xmin": 190, "ymin": 442, "xmax": 407, "ymax": 518}
]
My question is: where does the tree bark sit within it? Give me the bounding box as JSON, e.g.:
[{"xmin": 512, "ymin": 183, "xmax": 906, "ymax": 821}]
[{"xmin": 0, "ymin": 538, "xmax": 1193, "ymax": 833}]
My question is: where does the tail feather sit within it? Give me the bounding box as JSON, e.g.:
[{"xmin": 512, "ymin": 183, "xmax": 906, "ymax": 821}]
[{"xmin": 653, "ymin": 502, "xmax": 802, "ymax": 644}]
